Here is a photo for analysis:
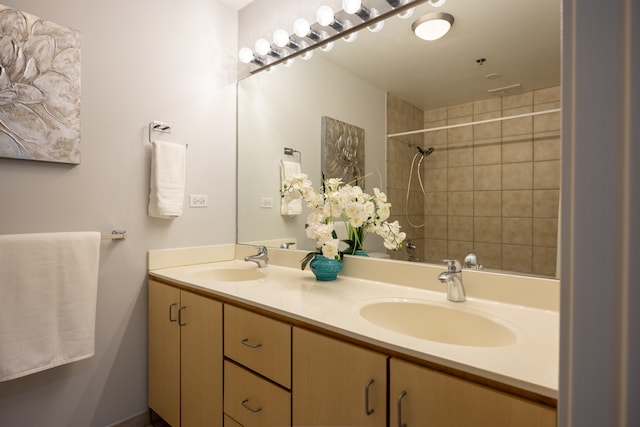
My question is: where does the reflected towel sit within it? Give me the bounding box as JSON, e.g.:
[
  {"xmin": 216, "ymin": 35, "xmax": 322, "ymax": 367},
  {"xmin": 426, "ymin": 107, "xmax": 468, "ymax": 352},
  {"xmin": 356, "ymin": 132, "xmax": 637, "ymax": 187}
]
[
  {"xmin": 0, "ymin": 232, "xmax": 100, "ymax": 382},
  {"xmin": 280, "ymin": 160, "xmax": 302, "ymax": 216},
  {"xmin": 148, "ymin": 140, "xmax": 186, "ymax": 219}
]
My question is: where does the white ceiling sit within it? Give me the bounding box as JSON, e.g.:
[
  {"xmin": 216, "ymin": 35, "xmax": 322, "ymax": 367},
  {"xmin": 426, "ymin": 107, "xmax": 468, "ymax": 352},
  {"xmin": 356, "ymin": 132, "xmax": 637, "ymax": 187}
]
[
  {"xmin": 317, "ymin": 0, "xmax": 561, "ymax": 110},
  {"xmin": 220, "ymin": 0, "xmax": 254, "ymax": 11}
]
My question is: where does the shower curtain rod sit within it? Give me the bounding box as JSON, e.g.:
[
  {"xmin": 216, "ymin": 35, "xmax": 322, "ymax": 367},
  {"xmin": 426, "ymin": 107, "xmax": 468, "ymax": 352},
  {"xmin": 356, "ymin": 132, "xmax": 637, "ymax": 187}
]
[{"xmin": 386, "ymin": 108, "xmax": 561, "ymax": 138}]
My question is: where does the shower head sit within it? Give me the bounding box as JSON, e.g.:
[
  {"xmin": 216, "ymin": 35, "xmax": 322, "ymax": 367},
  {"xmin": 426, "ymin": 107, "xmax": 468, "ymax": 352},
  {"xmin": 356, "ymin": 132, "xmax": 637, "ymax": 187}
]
[{"xmin": 417, "ymin": 146, "xmax": 435, "ymax": 157}]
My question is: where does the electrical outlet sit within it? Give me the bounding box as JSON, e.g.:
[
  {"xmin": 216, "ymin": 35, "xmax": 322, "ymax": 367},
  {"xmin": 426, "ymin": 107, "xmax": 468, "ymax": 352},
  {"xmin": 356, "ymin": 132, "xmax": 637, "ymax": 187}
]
[
  {"xmin": 189, "ymin": 194, "xmax": 208, "ymax": 208},
  {"xmin": 260, "ymin": 197, "xmax": 274, "ymax": 208}
]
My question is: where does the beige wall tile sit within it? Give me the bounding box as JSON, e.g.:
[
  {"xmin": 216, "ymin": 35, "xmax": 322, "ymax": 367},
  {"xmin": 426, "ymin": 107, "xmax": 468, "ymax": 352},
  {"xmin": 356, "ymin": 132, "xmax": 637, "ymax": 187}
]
[
  {"xmin": 474, "ymin": 217, "xmax": 502, "ymax": 243},
  {"xmin": 427, "ymin": 191, "xmax": 448, "ymax": 215},
  {"xmin": 448, "ymin": 216, "xmax": 474, "ymax": 241},
  {"xmin": 448, "ymin": 102, "xmax": 473, "ymax": 119},
  {"xmin": 473, "ymin": 112, "xmax": 502, "ymax": 140},
  {"xmin": 425, "ymin": 107, "xmax": 447, "ymax": 123},
  {"xmin": 424, "ymin": 238, "xmax": 448, "ymax": 263},
  {"xmin": 448, "ymin": 166, "xmax": 474, "ymax": 191},
  {"xmin": 502, "ymin": 217, "xmax": 533, "ymax": 245},
  {"xmin": 502, "ymin": 108, "xmax": 533, "ymax": 137},
  {"xmin": 474, "ymin": 191, "xmax": 502, "ymax": 216},
  {"xmin": 503, "ymin": 92, "xmax": 533, "ymax": 109},
  {"xmin": 502, "ymin": 136, "xmax": 533, "ymax": 163},
  {"xmin": 534, "ymin": 160, "xmax": 561, "ymax": 189},
  {"xmin": 474, "ymin": 97, "xmax": 502, "ymax": 114},
  {"xmin": 425, "ymin": 129, "xmax": 447, "ymax": 147},
  {"xmin": 534, "ymin": 86, "xmax": 561, "ymax": 104},
  {"xmin": 534, "ymin": 110, "xmax": 561, "ymax": 133},
  {"xmin": 533, "ymin": 218, "xmax": 558, "ymax": 247},
  {"xmin": 447, "ymin": 143, "xmax": 473, "ymax": 167},
  {"xmin": 425, "ymin": 215, "xmax": 447, "ymax": 239},
  {"xmin": 448, "ymin": 121, "xmax": 473, "ymax": 143},
  {"xmin": 474, "ymin": 164, "xmax": 502, "ymax": 190},
  {"xmin": 503, "ymin": 162, "xmax": 533, "ymax": 190},
  {"xmin": 534, "ymin": 133, "xmax": 561, "ymax": 161},
  {"xmin": 502, "ymin": 244, "xmax": 533, "ymax": 273},
  {"xmin": 533, "ymin": 246, "xmax": 558, "ymax": 277},
  {"xmin": 474, "ymin": 140, "xmax": 502, "ymax": 165},
  {"xmin": 473, "ymin": 242, "xmax": 501, "ymax": 269},
  {"xmin": 425, "ymin": 167, "xmax": 448, "ymax": 192},
  {"xmin": 448, "ymin": 240, "xmax": 475, "ymax": 262},
  {"xmin": 533, "ymin": 189, "xmax": 560, "ymax": 217},
  {"xmin": 448, "ymin": 191, "xmax": 474, "ymax": 216},
  {"xmin": 502, "ymin": 190, "xmax": 533, "ymax": 217}
]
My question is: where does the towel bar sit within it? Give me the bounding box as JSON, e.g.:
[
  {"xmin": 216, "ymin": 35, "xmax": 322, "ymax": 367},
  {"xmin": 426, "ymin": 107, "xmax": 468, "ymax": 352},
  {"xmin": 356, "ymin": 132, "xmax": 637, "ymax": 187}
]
[{"xmin": 101, "ymin": 230, "xmax": 126, "ymax": 241}]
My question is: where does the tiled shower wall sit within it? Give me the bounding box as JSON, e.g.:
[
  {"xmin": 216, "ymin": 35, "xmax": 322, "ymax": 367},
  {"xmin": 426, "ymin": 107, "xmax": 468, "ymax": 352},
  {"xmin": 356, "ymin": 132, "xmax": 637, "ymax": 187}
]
[{"xmin": 386, "ymin": 86, "xmax": 560, "ymax": 277}]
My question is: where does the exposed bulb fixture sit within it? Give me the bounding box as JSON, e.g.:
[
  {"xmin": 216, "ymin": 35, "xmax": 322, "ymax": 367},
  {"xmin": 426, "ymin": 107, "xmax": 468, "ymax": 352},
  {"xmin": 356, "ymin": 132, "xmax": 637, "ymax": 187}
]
[
  {"xmin": 317, "ymin": 5, "xmax": 345, "ymax": 31},
  {"xmin": 238, "ymin": 47, "xmax": 265, "ymax": 66},
  {"xmin": 293, "ymin": 18, "xmax": 321, "ymax": 41},
  {"xmin": 367, "ymin": 8, "xmax": 384, "ymax": 32},
  {"xmin": 254, "ymin": 38, "xmax": 271, "ymax": 56},
  {"xmin": 398, "ymin": 8, "xmax": 415, "ymax": 19},
  {"xmin": 428, "ymin": 0, "xmax": 447, "ymax": 7},
  {"xmin": 273, "ymin": 29, "xmax": 300, "ymax": 50},
  {"xmin": 319, "ymin": 41, "xmax": 335, "ymax": 52},
  {"xmin": 412, "ymin": 12, "xmax": 454, "ymax": 41},
  {"xmin": 343, "ymin": 0, "xmax": 371, "ymax": 20}
]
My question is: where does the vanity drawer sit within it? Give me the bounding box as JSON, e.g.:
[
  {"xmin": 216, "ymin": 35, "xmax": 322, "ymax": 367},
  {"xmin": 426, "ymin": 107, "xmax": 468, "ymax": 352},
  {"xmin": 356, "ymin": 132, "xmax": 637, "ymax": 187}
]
[
  {"xmin": 224, "ymin": 304, "xmax": 291, "ymax": 388},
  {"xmin": 224, "ymin": 360, "xmax": 291, "ymax": 427}
]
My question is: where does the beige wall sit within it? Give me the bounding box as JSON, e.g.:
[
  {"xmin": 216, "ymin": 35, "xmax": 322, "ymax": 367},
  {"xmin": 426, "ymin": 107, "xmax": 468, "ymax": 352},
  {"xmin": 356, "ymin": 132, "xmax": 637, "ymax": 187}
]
[{"xmin": 387, "ymin": 87, "xmax": 560, "ymax": 276}]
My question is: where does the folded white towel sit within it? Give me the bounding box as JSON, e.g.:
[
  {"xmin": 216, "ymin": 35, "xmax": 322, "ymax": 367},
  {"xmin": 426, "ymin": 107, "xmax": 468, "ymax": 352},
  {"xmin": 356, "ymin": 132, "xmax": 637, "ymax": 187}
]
[
  {"xmin": 148, "ymin": 140, "xmax": 186, "ymax": 219},
  {"xmin": 281, "ymin": 160, "xmax": 302, "ymax": 216},
  {"xmin": 0, "ymin": 232, "xmax": 100, "ymax": 382}
]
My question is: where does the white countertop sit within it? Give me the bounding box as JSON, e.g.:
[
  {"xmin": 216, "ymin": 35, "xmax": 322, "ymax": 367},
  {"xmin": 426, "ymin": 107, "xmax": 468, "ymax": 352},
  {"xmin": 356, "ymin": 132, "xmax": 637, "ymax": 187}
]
[{"xmin": 149, "ymin": 256, "xmax": 558, "ymax": 400}]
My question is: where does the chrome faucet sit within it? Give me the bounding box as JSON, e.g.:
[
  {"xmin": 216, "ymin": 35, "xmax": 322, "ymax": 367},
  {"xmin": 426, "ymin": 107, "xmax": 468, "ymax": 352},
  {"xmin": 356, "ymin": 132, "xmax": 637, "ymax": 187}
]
[
  {"xmin": 244, "ymin": 246, "xmax": 268, "ymax": 268},
  {"xmin": 438, "ymin": 259, "xmax": 466, "ymax": 302},
  {"xmin": 463, "ymin": 251, "xmax": 483, "ymax": 270}
]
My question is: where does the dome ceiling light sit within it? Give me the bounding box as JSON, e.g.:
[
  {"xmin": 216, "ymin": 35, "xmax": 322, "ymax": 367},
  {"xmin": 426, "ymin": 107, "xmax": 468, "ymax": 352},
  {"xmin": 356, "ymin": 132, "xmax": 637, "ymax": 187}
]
[{"xmin": 411, "ymin": 12, "xmax": 454, "ymax": 41}]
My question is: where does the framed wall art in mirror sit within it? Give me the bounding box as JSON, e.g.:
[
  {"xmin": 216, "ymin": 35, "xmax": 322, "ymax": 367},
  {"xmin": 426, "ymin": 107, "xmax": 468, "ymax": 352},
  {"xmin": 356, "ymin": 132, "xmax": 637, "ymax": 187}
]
[
  {"xmin": 322, "ymin": 116, "xmax": 365, "ymax": 188},
  {"xmin": 0, "ymin": 5, "xmax": 81, "ymax": 164}
]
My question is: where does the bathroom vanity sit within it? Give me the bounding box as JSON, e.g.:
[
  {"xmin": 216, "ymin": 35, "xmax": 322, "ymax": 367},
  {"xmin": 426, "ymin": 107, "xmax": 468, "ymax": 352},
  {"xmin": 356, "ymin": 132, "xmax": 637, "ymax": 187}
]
[{"xmin": 147, "ymin": 244, "xmax": 558, "ymax": 427}]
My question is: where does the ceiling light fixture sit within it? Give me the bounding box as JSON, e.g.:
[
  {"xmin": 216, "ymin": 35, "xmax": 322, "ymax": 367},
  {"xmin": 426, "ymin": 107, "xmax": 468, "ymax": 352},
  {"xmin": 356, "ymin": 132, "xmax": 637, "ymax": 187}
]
[{"xmin": 411, "ymin": 12, "xmax": 454, "ymax": 41}]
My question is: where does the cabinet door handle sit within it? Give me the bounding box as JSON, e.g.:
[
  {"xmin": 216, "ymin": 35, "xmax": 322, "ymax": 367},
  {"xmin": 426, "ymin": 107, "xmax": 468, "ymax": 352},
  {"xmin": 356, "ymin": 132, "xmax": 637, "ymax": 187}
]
[
  {"xmin": 168, "ymin": 303, "xmax": 178, "ymax": 322},
  {"xmin": 241, "ymin": 399, "xmax": 263, "ymax": 413},
  {"xmin": 364, "ymin": 379, "xmax": 375, "ymax": 415},
  {"xmin": 178, "ymin": 306, "xmax": 186, "ymax": 326},
  {"xmin": 241, "ymin": 338, "xmax": 262, "ymax": 349},
  {"xmin": 397, "ymin": 390, "xmax": 407, "ymax": 427}
]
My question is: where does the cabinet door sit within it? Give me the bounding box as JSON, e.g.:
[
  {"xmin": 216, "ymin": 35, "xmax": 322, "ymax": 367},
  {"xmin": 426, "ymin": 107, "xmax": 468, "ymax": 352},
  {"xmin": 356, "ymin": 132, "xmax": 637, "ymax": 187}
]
[
  {"xmin": 181, "ymin": 290, "xmax": 223, "ymax": 427},
  {"xmin": 293, "ymin": 328, "xmax": 387, "ymax": 427},
  {"xmin": 148, "ymin": 280, "xmax": 181, "ymax": 427},
  {"xmin": 390, "ymin": 358, "xmax": 556, "ymax": 427}
]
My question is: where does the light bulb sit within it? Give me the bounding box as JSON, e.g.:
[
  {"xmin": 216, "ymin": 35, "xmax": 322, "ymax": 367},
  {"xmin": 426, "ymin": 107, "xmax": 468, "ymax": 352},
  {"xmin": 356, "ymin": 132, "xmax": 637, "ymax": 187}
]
[
  {"xmin": 316, "ymin": 5, "xmax": 335, "ymax": 26},
  {"xmin": 398, "ymin": 7, "xmax": 415, "ymax": 19},
  {"xmin": 255, "ymin": 38, "xmax": 271, "ymax": 56},
  {"xmin": 301, "ymin": 50, "xmax": 313, "ymax": 60},
  {"xmin": 273, "ymin": 29, "xmax": 290, "ymax": 48},
  {"xmin": 319, "ymin": 41, "xmax": 334, "ymax": 52},
  {"xmin": 343, "ymin": 0, "xmax": 362, "ymax": 14},
  {"xmin": 367, "ymin": 8, "xmax": 384, "ymax": 32},
  {"xmin": 342, "ymin": 32, "xmax": 358, "ymax": 43},
  {"xmin": 238, "ymin": 47, "xmax": 254, "ymax": 64},
  {"xmin": 293, "ymin": 18, "xmax": 311, "ymax": 37},
  {"xmin": 428, "ymin": 0, "xmax": 447, "ymax": 7}
]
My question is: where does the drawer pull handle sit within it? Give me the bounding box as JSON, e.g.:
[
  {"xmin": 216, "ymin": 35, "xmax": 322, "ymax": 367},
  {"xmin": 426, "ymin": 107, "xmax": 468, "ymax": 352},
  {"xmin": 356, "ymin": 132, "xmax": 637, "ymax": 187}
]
[
  {"xmin": 397, "ymin": 390, "xmax": 407, "ymax": 427},
  {"xmin": 168, "ymin": 303, "xmax": 178, "ymax": 322},
  {"xmin": 241, "ymin": 399, "xmax": 263, "ymax": 413},
  {"xmin": 241, "ymin": 338, "xmax": 262, "ymax": 349},
  {"xmin": 365, "ymin": 379, "xmax": 375, "ymax": 415}
]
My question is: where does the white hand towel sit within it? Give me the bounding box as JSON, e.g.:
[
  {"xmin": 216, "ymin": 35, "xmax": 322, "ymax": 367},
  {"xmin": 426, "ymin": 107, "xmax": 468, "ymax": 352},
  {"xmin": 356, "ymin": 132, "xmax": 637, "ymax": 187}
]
[
  {"xmin": 0, "ymin": 232, "xmax": 100, "ymax": 382},
  {"xmin": 148, "ymin": 140, "xmax": 186, "ymax": 219},
  {"xmin": 280, "ymin": 160, "xmax": 302, "ymax": 216}
]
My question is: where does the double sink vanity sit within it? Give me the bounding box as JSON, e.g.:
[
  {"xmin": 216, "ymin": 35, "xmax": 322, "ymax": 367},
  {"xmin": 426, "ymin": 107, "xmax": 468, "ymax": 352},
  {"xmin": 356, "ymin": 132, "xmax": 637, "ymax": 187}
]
[{"xmin": 147, "ymin": 244, "xmax": 559, "ymax": 426}]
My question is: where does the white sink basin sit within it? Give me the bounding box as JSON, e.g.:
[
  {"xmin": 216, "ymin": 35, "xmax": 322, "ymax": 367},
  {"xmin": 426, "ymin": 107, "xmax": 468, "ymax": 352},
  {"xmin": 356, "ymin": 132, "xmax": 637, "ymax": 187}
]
[
  {"xmin": 189, "ymin": 267, "xmax": 266, "ymax": 282},
  {"xmin": 359, "ymin": 300, "xmax": 518, "ymax": 347}
]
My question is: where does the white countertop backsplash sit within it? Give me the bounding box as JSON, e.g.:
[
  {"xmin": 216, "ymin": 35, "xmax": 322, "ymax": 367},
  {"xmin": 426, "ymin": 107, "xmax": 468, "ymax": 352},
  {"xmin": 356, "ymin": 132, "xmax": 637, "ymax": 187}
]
[{"xmin": 148, "ymin": 244, "xmax": 559, "ymax": 399}]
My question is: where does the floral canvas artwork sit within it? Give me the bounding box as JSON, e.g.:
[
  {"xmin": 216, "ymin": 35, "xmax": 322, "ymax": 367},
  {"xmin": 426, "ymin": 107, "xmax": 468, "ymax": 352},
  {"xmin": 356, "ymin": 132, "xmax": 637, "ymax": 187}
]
[
  {"xmin": 321, "ymin": 116, "xmax": 365, "ymax": 189},
  {"xmin": 0, "ymin": 5, "xmax": 81, "ymax": 164}
]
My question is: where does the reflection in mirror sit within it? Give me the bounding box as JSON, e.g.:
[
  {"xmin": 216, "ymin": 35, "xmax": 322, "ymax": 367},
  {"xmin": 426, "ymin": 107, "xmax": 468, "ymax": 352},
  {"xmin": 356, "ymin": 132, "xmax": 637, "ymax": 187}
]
[{"xmin": 237, "ymin": 0, "xmax": 561, "ymax": 277}]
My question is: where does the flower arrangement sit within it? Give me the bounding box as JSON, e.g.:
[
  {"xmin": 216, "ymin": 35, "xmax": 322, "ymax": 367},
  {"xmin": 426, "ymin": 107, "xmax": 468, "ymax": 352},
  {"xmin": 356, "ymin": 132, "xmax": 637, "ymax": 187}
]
[{"xmin": 282, "ymin": 173, "xmax": 406, "ymax": 270}]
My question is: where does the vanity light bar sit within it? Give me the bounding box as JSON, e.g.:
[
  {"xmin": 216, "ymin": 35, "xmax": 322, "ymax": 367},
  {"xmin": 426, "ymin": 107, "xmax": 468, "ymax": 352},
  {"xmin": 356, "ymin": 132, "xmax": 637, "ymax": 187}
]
[{"xmin": 239, "ymin": 0, "xmax": 430, "ymax": 74}]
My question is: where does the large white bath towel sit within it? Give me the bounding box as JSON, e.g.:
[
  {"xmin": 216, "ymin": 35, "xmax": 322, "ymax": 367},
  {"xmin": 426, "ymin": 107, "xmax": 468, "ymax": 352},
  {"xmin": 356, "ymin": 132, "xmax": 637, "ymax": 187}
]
[
  {"xmin": 0, "ymin": 232, "xmax": 100, "ymax": 382},
  {"xmin": 280, "ymin": 160, "xmax": 302, "ymax": 216},
  {"xmin": 148, "ymin": 140, "xmax": 186, "ymax": 218}
]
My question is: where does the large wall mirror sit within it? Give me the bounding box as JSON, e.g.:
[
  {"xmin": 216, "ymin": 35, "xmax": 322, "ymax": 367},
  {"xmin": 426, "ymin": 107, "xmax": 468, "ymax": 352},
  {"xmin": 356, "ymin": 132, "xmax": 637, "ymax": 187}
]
[{"xmin": 238, "ymin": 0, "xmax": 561, "ymax": 278}]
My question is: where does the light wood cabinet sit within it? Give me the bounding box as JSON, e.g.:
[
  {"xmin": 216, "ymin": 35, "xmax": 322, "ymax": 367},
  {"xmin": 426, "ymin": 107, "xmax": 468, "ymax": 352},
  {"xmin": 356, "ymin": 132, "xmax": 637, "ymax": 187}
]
[
  {"xmin": 389, "ymin": 357, "xmax": 556, "ymax": 427},
  {"xmin": 148, "ymin": 280, "xmax": 223, "ymax": 427},
  {"xmin": 292, "ymin": 327, "xmax": 388, "ymax": 427}
]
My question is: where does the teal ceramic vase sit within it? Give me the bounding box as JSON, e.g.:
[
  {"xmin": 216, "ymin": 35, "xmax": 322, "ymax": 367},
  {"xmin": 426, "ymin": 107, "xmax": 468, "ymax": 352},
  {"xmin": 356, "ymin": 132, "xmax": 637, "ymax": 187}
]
[
  {"xmin": 352, "ymin": 249, "xmax": 369, "ymax": 256},
  {"xmin": 309, "ymin": 254, "xmax": 343, "ymax": 281}
]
